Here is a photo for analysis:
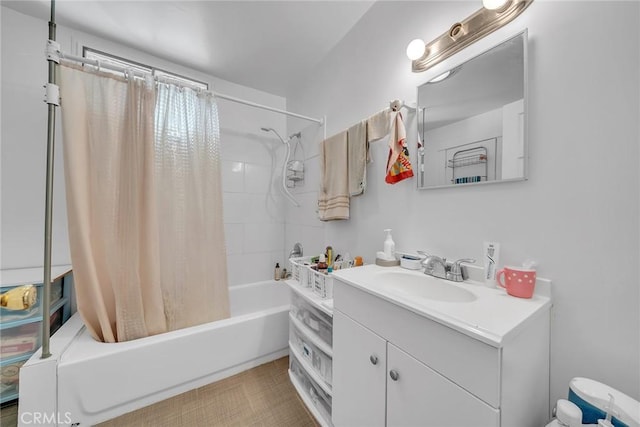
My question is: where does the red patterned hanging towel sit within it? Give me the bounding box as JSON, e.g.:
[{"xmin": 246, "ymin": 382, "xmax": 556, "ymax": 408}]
[{"xmin": 385, "ymin": 111, "xmax": 414, "ymax": 184}]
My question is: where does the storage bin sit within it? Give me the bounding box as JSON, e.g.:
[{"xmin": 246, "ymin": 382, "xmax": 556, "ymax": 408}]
[
  {"xmin": 289, "ymin": 257, "xmax": 314, "ymax": 288},
  {"xmin": 290, "ymin": 293, "xmax": 332, "ymax": 346},
  {"xmin": 290, "ymin": 357, "xmax": 332, "ymax": 419},
  {"xmin": 290, "ymin": 321, "xmax": 332, "ymax": 385},
  {"xmin": 312, "ymin": 270, "xmax": 333, "ymax": 299}
]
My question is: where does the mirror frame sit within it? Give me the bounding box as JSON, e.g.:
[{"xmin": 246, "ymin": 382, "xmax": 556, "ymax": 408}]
[{"xmin": 416, "ymin": 29, "xmax": 529, "ymax": 190}]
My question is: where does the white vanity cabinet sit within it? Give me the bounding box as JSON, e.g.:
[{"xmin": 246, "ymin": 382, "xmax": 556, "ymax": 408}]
[
  {"xmin": 333, "ymin": 310, "xmax": 386, "ymax": 427},
  {"xmin": 332, "ymin": 273, "xmax": 551, "ymax": 427},
  {"xmin": 333, "ymin": 311, "xmax": 499, "ymax": 427}
]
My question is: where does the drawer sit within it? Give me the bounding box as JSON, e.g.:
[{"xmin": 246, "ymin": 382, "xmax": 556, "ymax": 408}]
[
  {"xmin": 0, "ymin": 280, "xmax": 63, "ymax": 322},
  {"xmin": 334, "ymin": 279, "xmax": 501, "ymax": 408},
  {"xmin": 1, "ymin": 307, "xmax": 63, "ymax": 360},
  {"xmin": 290, "ymin": 356, "xmax": 332, "ymax": 419},
  {"xmin": 1, "ymin": 322, "xmax": 40, "ymax": 359},
  {"xmin": 290, "ymin": 292, "xmax": 332, "ymax": 347},
  {"xmin": 0, "ymin": 359, "xmax": 26, "ymax": 399},
  {"xmin": 290, "ymin": 320, "xmax": 332, "ymax": 386},
  {"xmin": 1, "ymin": 360, "xmax": 26, "ymax": 388}
]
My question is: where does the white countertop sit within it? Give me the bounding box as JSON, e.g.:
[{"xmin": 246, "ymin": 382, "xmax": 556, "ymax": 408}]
[{"xmin": 332, "ymin": 264, "xmax": 552, "ymax": 346}]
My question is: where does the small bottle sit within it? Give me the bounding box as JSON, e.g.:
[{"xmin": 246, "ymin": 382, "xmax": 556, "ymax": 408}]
[
  {"xmin": 343, "ymin": 252, "xmax": 353, "ymax": 268},
  {"xmin": 317, "ymin": 254, "xmax": 328, "ymax": 271},
  {"xmin": 326, "ymin": 246, "xmax": 333, "ymax": 268},
  {"xmin": 274, "ymin": 263, "xmax": 281, "ymax": 281},
  {"xmin": 281, "ymin": 268, "xmax": 288, "ymax": 280}
]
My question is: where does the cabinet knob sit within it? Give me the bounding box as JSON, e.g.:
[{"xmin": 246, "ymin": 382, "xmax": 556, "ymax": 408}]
[
  {"xmin": 389, "ymin": 370, "xmax": 399, "ymax": 381},
  {"xmin": 369, "ymin": 355, "xmax": 378, "ymax": 365}
]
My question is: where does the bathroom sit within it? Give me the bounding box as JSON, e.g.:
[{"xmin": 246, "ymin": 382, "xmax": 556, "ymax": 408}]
[{"xmin": 1, "ymin": 1, "xmax": 638, "ymax": 426}]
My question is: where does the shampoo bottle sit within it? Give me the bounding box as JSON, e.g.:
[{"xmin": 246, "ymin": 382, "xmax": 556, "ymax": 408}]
[
  {"xmin": 383, "ymin": 229, "xmax": 395, "ymax": 260},
  {"xmin": 274, "ymin": 263, "xmax": 281, "ymax": 281}
]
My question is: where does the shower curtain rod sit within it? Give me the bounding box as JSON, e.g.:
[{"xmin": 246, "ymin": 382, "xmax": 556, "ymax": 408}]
[{"xmin": 57, "ymin": 52, "xmax": 324, "ymax": 125}]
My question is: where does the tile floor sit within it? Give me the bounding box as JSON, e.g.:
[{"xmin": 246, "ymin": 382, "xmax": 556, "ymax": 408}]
[{"xmin": 1, "ymin": 356, "xmax": 319, "ymax": 427}]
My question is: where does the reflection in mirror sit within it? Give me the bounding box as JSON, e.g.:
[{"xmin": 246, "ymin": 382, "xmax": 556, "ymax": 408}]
[{"xmin": 417, "ymin": 31, "xmax": 527, "ymax": 189}]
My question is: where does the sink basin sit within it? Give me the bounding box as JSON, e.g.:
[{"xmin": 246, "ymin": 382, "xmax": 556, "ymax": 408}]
[{"xmin": 372, "ymin": 271, "xmax": 477, "ymax": 303}]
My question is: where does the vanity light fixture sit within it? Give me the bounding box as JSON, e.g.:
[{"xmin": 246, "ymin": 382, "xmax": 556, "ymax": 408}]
[{"xmin": 410, "ymin": 0, "xmax": 533, "ymax": 73}]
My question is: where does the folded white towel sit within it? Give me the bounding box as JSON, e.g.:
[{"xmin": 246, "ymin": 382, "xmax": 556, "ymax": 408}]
[
  {"xmin": 318, "ymin": 131, "xmax": 349, "ymax": 221},
  {"xmin": 347, "ymin": 120, "xmax": 368, "ymax": 196}
]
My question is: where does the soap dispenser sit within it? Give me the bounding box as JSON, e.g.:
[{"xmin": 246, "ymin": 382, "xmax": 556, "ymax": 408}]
[{"xmin": 383, "ymin": 229, "xmax": 395, "ymax": 260}]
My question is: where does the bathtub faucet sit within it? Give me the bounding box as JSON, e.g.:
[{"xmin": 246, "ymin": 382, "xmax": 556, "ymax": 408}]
[{"xmin": 289, "ymin": 242, "xmax": 303, "ymax": 259}]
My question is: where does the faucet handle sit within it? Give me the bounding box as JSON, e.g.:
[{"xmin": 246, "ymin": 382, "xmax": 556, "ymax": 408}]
[{"xmin": 449, "ymin": 258, "xmax": 476, "ymax": 281}]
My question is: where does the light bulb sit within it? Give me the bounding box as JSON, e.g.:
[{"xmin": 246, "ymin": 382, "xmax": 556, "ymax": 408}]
[
  {"xmin": 406, "ymin": 39, "xmax": 425, "ymax": 60},
  {"xmin": 482, "ymin": 0, "xmax": 509, "ymax": 10}
]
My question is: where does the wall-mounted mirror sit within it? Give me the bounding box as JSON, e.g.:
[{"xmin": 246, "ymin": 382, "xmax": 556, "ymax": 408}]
[{"xmin": 417, "ymin": 30, "xmax": 527, "ymax": 189}]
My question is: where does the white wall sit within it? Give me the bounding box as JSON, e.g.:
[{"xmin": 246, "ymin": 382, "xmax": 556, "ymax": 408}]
[
  {"xmin": 1, "ymin": 7, "xmax": 289, "ymax": 283},
  {"xmin": 285, "ymin": 0, "xmax": 640, "ymax": 405},
  {"xmin": 424, "ymin": 107, "xmax": 503, "ymax": 186}
]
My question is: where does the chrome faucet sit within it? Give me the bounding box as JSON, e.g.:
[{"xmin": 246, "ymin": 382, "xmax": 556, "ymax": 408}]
[
  {"xmin": 417, "ymin": 251, "xmax": 475, "ymax": 282},
  {"xmin": 289, "ymin": 242, "xmax": 303, "ymax": 259},
  {"xmin": 418, "ymin": 252, "xmax": 448, "ymax": 279}
]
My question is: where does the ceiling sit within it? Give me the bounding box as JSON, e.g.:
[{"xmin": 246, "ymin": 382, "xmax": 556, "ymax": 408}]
[{"xmin": 2, "ymin": 0, "xmax": 375, "ymax": 97}]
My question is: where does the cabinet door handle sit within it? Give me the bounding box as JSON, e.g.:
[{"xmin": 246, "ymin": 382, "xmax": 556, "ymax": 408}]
[
  {"xmin": 389, "ymin": 370, "xmax": 399, "ymax": 381},
  {"xmin": 369, "ymin": 355, "xmax": 378, "ymax": 365}
]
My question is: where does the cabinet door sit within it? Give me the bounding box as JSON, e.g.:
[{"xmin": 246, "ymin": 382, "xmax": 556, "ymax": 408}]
[
  {"xmin": 332, "ymin": 310, "xmax": 386, "ymax": 427},
  {"xmin": 387, "ymin": 343, "xmax": 499, "ymax": 427}
]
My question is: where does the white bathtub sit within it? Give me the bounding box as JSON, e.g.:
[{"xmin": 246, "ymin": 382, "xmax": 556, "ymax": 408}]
[{"xmin": 18, "ymin": 280, "xmax": 291, "ymax": 427}]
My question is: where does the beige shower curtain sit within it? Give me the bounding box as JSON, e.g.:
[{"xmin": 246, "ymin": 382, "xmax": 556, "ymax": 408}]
[{"xmin": 59, "ymin": 64, "xmax": 229, "ymax": 343}]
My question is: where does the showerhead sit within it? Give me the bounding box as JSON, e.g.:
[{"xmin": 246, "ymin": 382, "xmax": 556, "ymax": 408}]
[
  {"xmin": 260, "ymin": 127, "xmax": 287, "ymax": 144},
  {"xmin": 259, "ymin": 126, "xmax": 301, "ymax": 207}
]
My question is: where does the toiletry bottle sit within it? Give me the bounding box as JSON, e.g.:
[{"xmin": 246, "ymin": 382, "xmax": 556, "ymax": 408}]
[
  {"xmin": 317, "ymin": 254, "xmax": 328, "ymax": 271},
  {"xmin": 383, "ymin": 229, "xmax": 395, "ymax": 260},
  {"xmin": 274, "ymin": 263, "xmax": 281, "ymax": 281},
  {"xmin": 326, "ymin": 246, "xmax": 333, "ymax": 268},
  {"xmin": 343, "ymin": 252, "xmax": 352, "ymax": 268},
  {"xmin": 483, "ymin": 242, "xmax": 500, "ymax": 287}
]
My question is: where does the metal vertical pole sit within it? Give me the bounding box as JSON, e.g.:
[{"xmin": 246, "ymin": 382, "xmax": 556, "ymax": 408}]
[{"xmin": 41, "ymin": 0, "xmax": 57, "ymax": 359}]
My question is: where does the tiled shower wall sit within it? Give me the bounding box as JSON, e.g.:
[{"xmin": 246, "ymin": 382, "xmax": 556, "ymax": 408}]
[{"xmin": 220, "ymin": 129, "xmax": 287, "ymax": 286}]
